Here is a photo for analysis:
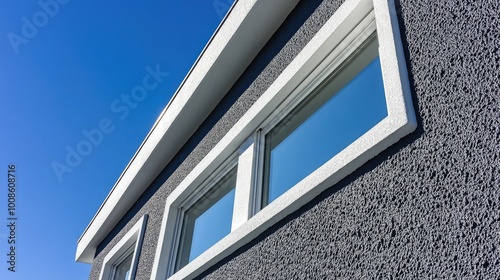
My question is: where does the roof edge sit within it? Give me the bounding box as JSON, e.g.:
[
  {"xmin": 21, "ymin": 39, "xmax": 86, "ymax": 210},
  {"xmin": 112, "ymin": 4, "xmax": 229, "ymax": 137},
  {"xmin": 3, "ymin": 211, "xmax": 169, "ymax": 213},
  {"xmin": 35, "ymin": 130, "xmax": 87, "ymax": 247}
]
[{"xmin": 76, "ymin": 0, "xmax": 300, "ymax": 263}]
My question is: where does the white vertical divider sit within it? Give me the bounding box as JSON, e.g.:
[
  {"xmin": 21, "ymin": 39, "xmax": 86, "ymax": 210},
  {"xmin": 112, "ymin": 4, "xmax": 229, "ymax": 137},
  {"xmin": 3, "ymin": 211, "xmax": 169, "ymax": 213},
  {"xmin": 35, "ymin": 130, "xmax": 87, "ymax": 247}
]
[{"xmin": 231, "ymin": 135, "xmax": 256, "ymax": 231}]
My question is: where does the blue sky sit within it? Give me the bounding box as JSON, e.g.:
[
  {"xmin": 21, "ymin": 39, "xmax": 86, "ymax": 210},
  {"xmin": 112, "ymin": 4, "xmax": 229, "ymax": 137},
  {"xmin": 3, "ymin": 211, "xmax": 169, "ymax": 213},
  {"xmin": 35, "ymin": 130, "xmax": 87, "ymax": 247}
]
[{"xmin": 0, "ymin": 0, "xmax": 233, "ymax": 279}]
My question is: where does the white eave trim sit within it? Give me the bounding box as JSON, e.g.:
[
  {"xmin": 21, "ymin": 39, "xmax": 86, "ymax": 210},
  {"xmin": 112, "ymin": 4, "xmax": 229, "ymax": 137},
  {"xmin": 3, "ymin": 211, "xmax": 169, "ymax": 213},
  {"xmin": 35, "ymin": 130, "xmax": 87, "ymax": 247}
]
[{"xmin": 76, "ymin": 0, "xmax": 300, "ymax": 263}]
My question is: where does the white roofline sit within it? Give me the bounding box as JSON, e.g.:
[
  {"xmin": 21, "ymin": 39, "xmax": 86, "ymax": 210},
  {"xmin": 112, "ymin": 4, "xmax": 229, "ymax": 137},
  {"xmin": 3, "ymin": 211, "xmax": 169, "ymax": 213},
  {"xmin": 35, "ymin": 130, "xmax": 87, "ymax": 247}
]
[{"xmin": 76, "ymin": 0, "xmax": 300, "ymax": 263}]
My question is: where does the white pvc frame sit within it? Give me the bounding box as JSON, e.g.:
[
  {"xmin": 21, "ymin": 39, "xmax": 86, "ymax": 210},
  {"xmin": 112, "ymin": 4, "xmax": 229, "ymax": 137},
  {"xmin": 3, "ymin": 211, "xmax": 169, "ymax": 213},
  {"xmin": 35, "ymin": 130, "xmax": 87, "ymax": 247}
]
[
  {"xmin": 168, "ymin": 155, "xmax": 238, "ymax": 274},
  {"xmin": 151, "ymin": 0, "xmax": 416, "ymax": 279}
]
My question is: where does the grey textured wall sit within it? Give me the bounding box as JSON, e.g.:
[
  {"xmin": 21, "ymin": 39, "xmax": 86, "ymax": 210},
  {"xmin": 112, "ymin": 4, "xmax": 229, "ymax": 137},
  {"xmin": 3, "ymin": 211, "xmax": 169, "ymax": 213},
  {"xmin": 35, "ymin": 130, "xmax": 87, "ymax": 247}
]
[{"xmin": 88, "ymin": 0, "xmax": 500, "ymax": 279}]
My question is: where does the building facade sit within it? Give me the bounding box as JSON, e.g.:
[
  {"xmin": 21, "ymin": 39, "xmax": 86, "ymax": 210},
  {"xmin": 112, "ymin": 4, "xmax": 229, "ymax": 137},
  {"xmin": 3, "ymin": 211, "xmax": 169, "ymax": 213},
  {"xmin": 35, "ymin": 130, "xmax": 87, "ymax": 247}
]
[{"xmin": 76, "ymin": 0, "xmax": 500, "ymax": 279}]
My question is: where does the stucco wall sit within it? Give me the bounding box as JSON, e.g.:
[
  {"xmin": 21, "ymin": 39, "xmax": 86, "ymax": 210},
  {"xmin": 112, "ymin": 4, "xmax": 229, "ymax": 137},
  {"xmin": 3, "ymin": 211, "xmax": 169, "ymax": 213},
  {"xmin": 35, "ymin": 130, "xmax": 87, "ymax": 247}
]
[{"xmin": 88, "ymin": 0, "xmax": 500, "ymax": 279}]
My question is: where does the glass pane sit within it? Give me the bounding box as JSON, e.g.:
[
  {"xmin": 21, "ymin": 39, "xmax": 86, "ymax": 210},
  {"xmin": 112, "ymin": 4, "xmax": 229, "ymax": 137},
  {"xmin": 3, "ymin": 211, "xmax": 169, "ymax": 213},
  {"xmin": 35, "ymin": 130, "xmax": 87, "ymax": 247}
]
[
  {"xmin": 177, "ymin": 167, "xmax": 237, "ymax": 270},
  {"xmin": 113, "ymin": 252, "xmax": 133, "ymax": 280},
  {"xmin": 263, "ymin": 35, "xmax": 387, "ymax": 206}
]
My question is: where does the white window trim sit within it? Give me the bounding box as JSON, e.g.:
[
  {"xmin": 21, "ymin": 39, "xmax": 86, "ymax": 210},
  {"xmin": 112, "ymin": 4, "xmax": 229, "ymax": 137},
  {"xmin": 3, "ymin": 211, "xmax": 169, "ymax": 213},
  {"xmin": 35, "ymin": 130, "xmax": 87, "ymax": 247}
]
[
  {"xmin": 151, "ymin": 0, "xmax": 416, "ymax": 279},
  {"xmin": 169, "ymin": 155, "xmax": 239, "ymax": 274},
  {"xmin": 100, "ymin": 215, "xmax": 148, "ymax": 280},
  {"xmin": 257, "ymin": 19, "xmax": 380, "ymax": 207}
]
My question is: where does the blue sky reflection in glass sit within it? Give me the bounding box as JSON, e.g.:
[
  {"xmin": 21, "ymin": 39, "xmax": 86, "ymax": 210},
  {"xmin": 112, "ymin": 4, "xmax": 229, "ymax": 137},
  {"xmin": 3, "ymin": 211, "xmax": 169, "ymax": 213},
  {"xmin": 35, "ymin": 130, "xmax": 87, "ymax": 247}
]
[
  {"xmin": 180, "ymin": 167, "xmax": 237, "ymax": 268},
  {"xmin": 264, "ymin": 53, "xmax": 387, "ymax": 205}
]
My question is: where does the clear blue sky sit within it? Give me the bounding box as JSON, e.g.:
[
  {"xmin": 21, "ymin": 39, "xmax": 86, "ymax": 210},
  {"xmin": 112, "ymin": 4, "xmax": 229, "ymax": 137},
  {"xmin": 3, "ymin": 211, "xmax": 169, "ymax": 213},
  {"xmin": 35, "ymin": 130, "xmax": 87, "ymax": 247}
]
[{"xmin": 0, "ymin": 0, "xmax": 233, "ymax": 279}]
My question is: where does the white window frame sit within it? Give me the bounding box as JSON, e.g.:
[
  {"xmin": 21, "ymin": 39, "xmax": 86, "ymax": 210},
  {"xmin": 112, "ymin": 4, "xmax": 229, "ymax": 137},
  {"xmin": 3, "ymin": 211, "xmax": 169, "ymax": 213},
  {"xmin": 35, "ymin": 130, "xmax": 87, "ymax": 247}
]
[
  {"xmin": 151, "ymin": 0, "xmax": 416, "ymax": 279},
  {"xmin": 169, "ymin": 156, "xmax": 239, "ymax": 274},
  {"xmin": 258, "ymin": 23, "xmax": 381, "ymax": 208},
  {"xmin": 100, "ymin": 215, "xmax": 148, "ymax": 280}
]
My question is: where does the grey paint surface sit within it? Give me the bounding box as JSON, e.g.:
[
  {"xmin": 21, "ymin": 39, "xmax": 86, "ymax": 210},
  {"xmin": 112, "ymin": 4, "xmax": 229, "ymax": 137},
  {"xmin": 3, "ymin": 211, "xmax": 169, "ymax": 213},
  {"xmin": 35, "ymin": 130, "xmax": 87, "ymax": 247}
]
[{"xmin": 88, "ymin": 0, "xmax": 500, "ymax": 279}]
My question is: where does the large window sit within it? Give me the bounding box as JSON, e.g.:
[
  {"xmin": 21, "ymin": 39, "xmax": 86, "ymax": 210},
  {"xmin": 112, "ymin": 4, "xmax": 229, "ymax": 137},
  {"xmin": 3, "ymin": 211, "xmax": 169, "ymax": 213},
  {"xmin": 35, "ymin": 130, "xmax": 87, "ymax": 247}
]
[
  {"xmin": 151, "ymin": 1, "xmax": 416, "ymax": 279},
  {"xmin": 262, "ymin": 34, "xmax": 385, "ymax": 206}
]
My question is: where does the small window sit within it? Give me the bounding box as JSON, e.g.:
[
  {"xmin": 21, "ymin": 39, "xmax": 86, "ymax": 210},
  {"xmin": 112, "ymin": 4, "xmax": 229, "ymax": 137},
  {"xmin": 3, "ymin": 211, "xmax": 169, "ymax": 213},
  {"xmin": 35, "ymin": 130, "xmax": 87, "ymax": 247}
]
[
  {"xmin": 99, "ymin": 215, "xmax": 148, "ymax": 280},
  {"xmin": 111, "ymin": 248, "xmax": 134, "ymax": 280},
  {"xmin": 175, "ymin": 166, "xmax": 237, "ymax": 272},
  {"xmin": 262, "ymin": 34, "xmax": 385, "ymax": 206}
]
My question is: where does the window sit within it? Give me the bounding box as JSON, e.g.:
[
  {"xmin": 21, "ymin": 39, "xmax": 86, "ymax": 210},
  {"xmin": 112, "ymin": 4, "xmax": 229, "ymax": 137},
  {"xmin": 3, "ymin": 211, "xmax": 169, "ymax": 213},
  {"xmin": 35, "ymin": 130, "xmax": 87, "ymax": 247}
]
[
  {"xmin": 175, "ymin": 167, "xmax": 237, "ymax": 271},
  {"xmin": 152, "ymin": 1, "xmax": 416, "ymax": 279},
  {"xmin": 111, "ymin": 249, "xmax": 133, "ymax": 280},
  {"xmin": 99, "ymin": 215, "xmax": 148, "ymax": 280},
  {"xmin": 262, "ymin": 34, "xmax": 384, "ymax": 206}
]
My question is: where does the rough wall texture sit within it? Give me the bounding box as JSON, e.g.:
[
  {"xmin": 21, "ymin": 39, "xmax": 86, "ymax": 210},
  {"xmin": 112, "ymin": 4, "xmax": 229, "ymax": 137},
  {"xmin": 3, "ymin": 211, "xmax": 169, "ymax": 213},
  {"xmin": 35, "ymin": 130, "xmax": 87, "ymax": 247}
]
[{"xmin": 88, "ymin": 0, "xmax": 500, "ymax": 279}]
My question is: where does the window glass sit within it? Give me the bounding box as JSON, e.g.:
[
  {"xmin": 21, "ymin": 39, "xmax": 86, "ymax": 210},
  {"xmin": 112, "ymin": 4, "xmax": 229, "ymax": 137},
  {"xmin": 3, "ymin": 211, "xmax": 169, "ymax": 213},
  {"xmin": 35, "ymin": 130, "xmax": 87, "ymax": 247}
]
[
  {"xmin": 263, "ymin": 35, "xmax": 386, "ymax": 206},
  {"xmin": 113, "ymin": 252, "xmax": 133, "ymax": 280},
  {"xmin": 176, "ymin": 167, "xmax": 237, "ymax": 271}
]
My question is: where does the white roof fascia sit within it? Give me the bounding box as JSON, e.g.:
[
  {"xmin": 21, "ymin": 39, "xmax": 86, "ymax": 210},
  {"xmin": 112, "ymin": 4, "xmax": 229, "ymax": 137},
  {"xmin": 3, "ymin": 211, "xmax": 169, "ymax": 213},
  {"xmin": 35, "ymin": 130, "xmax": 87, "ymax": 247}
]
[{"xmin": 76, "ymin": 0, "xmax": 300, "ymax": 263}]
